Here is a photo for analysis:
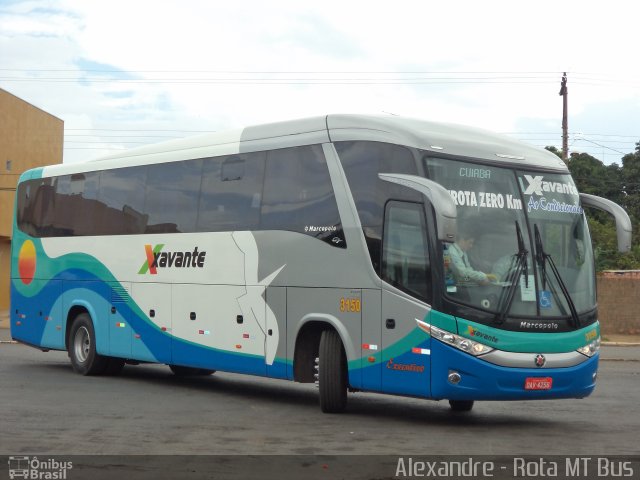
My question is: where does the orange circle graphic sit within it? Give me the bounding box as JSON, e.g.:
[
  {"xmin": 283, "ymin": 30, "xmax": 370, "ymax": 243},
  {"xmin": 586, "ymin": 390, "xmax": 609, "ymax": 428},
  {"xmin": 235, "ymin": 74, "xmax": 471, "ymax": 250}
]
[{"xmin": 18, "ymin": 240, "xmax": 36, "ymax": 285}]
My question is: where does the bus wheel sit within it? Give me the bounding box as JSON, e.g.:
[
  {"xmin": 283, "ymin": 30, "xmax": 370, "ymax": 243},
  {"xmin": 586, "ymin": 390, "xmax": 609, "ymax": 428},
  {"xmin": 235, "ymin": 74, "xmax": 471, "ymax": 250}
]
[
  {"xmin": 69, "ymin": 313, "xmax": 108, "ymax": 375},
  {"xmin": 169, "ymin": 365, "xmax": 215, "ymax": 376},
  {"xmin": 318, "ymin": 329, "xmax": 348, "ymax": 413},
  {"xmin": 449, "ymin": 400, "xmax": 474, "ymax": 412}
]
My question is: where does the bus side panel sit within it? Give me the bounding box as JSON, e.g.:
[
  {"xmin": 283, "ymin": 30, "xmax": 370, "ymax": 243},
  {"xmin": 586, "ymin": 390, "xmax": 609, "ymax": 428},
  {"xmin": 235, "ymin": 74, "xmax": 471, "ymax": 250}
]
[
  {"xmin": 171, "ymin": 283, "xmax": 268, "ymax": 376},
  {"xmin": 380, "ymin": 289, "xmax": 431, "ymax": 398},
  {"xmin": 266, "ymin": 286, "xmax": 288, "ymax": 379},
  {"xmin": 38, "ymin": 280, "xmax": 63, "ymax": 349},
  {"xmin": 360, "ymin": 288, "xmax": 382, "ymax": 391},
  {"xmin": 130, "ymin": 282, "xmax": 172, "ymax": 364},
  {"xmin": 11, "ymin": 279, "xmax": 63, "ymax": 349}
]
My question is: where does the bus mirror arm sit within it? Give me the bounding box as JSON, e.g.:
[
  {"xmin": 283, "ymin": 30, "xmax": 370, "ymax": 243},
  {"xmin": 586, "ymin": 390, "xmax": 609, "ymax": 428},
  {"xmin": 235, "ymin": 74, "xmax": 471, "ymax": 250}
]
[
  {"xmin": 579, "ymin": 193, "xmax": 633, "ymax": 253},
  {"xmin": 378, "ymin": 173, "xmax": 457, "ymax": 243}
]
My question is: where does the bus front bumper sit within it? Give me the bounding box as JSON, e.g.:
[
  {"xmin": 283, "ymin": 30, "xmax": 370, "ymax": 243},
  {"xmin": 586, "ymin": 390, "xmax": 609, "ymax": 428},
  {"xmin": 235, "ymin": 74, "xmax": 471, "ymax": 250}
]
[{"xmin": 430, "ymin": 339, "xmax": 598, "ymax": 401}]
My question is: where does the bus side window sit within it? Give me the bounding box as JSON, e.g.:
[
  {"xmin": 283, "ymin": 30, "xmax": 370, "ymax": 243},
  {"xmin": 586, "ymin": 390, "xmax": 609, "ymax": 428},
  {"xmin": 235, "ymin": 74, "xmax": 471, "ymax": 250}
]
[
  {"xmin": 145, "ymin": 159, "xmax": 203, "ymax": 234},
  {"xmin": 16, "ymin": 180, "xmax": 35, "ymax": 235},
  {"xmin": 197, "ymin": 152, "xmax": 265, "ymax": 232},
  {"xmin": 261, "ymin": 144, "xmax": 341, "ymax": 239},
  {"xmin": 221, "ymin": 156, "xmax": 245, "ymax": 181},
  {"xmin": 381, "ymin": 201, "xmax": 432, "ymax": 303},
  {"xmin": 98, "ymin": 166, "xmax": 148, "ymax": 235},
  {"xmin": 72, "ymin": 171, "xmax": 100, "ymax": 236},
  {"xmin": 32, "ymin": 182, "xmax": 55, "ymax": 236}
]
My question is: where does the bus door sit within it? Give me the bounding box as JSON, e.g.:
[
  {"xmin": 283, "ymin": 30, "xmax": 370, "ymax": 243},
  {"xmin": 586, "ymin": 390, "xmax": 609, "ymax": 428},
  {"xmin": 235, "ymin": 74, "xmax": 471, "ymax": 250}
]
[{"xmin": 380, "ymin": 201, "xmax": 432, "ymax": 397}]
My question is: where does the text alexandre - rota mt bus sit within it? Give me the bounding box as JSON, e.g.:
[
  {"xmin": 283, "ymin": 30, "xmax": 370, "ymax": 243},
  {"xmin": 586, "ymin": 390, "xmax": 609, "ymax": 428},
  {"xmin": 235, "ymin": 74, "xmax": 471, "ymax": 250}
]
[{"xmin": 10, "ymin": 115, "xmax": 632, "ymax": 412}]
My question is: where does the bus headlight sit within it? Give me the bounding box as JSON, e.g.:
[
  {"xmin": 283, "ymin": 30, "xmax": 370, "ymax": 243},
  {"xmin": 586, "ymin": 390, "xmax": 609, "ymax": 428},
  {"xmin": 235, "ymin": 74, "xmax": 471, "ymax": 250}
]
[
  {"xmin": 577, "ymin": 336, "xmax": 601, "ymax": 357},
  {"xmin": 430, "ymin": 325, "xmax": 494, "ymax": 356}
]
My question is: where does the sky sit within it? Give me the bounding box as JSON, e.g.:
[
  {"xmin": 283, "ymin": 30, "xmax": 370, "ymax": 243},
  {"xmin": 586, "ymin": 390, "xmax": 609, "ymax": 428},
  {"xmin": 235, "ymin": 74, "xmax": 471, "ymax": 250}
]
[{"xmin": 1, "ymin": 0, "xmax": 639, "ymax": 165}]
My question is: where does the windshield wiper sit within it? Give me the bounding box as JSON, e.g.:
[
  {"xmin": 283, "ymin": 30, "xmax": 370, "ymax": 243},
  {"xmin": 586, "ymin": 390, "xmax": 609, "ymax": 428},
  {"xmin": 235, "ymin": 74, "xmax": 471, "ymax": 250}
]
[
  {"xmin": 534, "ymin": 224, "xmax": 581, "ymax": 327},
  {"xmin": 495, "ymin": 221, "xmax": 529, "ymax": 324}
]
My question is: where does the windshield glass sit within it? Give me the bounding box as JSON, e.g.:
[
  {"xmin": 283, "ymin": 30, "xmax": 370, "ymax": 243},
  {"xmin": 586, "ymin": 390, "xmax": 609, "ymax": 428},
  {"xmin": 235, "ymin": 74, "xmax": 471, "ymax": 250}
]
[
  {"xmin": 425, "ymin": 157, "xmax": 596, "ymax": 319},
  {"xmin": 519, "ymin": 171, "xmax": 595, "ymax": 317}
]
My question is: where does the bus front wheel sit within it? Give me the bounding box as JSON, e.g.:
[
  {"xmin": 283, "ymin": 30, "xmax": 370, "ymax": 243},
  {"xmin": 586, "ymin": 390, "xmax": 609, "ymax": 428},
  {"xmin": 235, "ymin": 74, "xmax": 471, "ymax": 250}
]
[
  {"xmin": 68, "ymin": 313, "xmax": 109, "ymax": 375},
  {"xmin": 318, "ymin": 329, "xmax": 348, "ymax": 413}
]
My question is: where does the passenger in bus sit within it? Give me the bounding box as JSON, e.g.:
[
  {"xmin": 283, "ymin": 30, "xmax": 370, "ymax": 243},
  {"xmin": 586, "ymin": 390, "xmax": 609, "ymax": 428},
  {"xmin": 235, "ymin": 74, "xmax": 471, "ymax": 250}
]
[{"xmin": 448, "ymin": 232, "xmax": 497, "ymax": 286}]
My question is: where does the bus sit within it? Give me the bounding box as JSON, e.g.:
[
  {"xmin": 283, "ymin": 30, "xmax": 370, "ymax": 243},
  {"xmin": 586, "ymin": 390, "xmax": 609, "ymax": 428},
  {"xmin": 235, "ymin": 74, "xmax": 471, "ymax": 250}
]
[{"xmin": 10, "ymin": 114, "xmax": 632, "ymax": 413}]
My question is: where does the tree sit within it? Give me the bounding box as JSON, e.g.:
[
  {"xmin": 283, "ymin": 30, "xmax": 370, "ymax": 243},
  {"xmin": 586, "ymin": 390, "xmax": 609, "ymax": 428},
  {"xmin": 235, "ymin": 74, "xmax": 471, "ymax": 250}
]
[
  {"xmin": 563, "ymin": 147, "xmax": 640, "ymax": 271},
  {"xmin": 619, "ymin": 142, "xmax": 640, "ymax": 265}
]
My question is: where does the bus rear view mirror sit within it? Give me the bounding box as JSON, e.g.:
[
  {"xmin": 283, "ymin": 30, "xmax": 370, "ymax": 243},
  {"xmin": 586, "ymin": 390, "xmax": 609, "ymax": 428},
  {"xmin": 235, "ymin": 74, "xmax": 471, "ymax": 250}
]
[
  {"xmin": 579, "ymin": 193, "xmax": 632, "ymax": 253},
  {"xmin": 379, "ymin": 173, "xmax": 457, "ymax": 243}
]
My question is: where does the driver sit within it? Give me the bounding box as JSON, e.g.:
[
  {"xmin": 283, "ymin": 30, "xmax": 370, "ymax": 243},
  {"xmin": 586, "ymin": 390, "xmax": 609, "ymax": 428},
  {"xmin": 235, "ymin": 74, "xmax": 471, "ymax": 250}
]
[{"xmin": 448, "ymin": 231, "xmax": 497, "ymax": 286}]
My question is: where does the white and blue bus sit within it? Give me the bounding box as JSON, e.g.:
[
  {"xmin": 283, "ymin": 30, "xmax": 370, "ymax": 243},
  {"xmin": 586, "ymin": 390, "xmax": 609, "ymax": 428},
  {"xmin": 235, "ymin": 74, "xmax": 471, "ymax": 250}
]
[{"xmin": 10, "ymin": 114, "xmax": 632, "ymax": 413}]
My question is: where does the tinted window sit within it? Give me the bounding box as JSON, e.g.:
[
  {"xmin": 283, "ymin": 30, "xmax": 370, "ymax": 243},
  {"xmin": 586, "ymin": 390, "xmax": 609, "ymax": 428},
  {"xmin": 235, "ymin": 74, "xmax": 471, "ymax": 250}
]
[
  {"xmin": 262, "ymin": 145, "xmax": 344, "ymax": 245},
  {"xmin": 16, "ymin": 143, "xmax": 343, "ymax": 246},
  {"xmin": 336, "ymin": 141, "xmax": 420, "ymax": 271},
  {"xmin": 16, "ymin": 178, "xmax": 55, "ymax": 236},
  {"xmin": 197, "ymin": 152, "xmax": 265, "ymax": 232},
  {"xmin": 73, "ymin": 171, "xmax": 101, "ymax": 236},
  {"xmin": 98, "ymin": 166, "xmax": 147, "ymax": 235},
  {"xmin": 50, "ymin": 175, "xmax": 77, "ymax": 236},
  {"xmin": 145, "ymin": 160, "xmax": 203, "ymax": 233},
  {"xmin": 15, "ymin": 181, "xmax": 31, "ymax": 232},
  {"xmin": 382, "ymin": 201, "xmax": 432, "ymax": 302}
]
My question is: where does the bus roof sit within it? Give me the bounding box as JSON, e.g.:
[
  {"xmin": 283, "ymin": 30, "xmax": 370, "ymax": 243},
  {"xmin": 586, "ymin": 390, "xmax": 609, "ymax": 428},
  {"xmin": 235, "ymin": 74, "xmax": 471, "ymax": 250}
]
[{"xmin": 38, "ymin": 114, "xmax": 568, "ymax": 177}]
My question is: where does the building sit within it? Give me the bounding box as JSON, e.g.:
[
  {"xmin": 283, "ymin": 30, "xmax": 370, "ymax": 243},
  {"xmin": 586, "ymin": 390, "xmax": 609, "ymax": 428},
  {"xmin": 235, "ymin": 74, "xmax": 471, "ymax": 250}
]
[{"xmin": 0, "ymin": 88, "xmax": 63, "ymax": 312}]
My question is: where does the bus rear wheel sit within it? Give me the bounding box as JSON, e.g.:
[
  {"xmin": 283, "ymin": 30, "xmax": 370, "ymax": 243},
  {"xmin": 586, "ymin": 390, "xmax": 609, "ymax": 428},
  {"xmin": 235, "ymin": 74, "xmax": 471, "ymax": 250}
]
[
  {"xmin": 318, "ymin": 329, "xmax": 348, "ymax": 413},
  {"xmin": 69, "ymin": 313, "xmax": 109, "ymax": 375},
  {"xmin": 449, "ymin": 400, "xmax": 474, "ymax": 412}
]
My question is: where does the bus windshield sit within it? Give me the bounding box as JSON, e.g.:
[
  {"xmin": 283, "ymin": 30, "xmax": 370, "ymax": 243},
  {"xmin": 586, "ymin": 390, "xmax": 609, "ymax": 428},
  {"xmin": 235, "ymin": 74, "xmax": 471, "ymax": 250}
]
[{"xmin": 424, "ymin": 157, "xmax": 595, "ymax": 321}]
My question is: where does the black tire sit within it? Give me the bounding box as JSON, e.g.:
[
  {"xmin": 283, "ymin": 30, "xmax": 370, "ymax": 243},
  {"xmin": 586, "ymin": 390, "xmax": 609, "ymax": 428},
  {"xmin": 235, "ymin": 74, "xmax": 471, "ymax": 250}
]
[
  {"xmin": 449, "ymin": 400, "xmax": 474, "ymax": 412},
  {"xmin": 68, "ymin": 313, "xmax": 109, "ymax": 375},
  {"xmin": 318, "ymin": 329, "xmax": 348, "ymax": 413},
  {"xmin": 169, "ymin": 365, "xmax": 215, "ymax": 376}
]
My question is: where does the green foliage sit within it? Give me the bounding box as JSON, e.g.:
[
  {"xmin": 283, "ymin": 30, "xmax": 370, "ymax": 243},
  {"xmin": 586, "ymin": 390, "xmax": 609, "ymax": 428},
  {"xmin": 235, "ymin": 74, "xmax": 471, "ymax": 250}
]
[
  {"xmin": 545, "ymin": 146, "xmax": 562, "ymax": 158},
  {"xmin": 566, "ymin": 145, "xmax": 640, "ymax": 271}
]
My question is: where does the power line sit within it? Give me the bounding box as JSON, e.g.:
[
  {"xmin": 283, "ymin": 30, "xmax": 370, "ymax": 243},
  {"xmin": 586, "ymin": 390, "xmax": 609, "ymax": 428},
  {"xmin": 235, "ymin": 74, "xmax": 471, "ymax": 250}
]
[
  {"xmin": 504, "ymin": 132, "xmax": 640, "ymax": 138},
  {"xmin": 0, "ymin": 68, "xmax": 571, "ymax": 74},
  {"xmin": 2, "ymin": 69, "xmax": 637, "ymax": 89},
  {"xmin": 0, "ymin": 69, "xmax": 620, "ymax": 86},
  {"xmin": 574, "ymin": 138, "xmax": 628, "ymax": 155},
  {"xmin": 0, "ymin": 78, "xmax": 563, "ymax": 85}
]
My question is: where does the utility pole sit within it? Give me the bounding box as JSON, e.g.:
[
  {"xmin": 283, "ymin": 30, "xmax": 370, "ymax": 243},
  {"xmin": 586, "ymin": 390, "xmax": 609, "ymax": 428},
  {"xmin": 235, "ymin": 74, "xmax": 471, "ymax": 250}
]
[{"xmin": 559, "ymin": 72, "xmax": 568, "ymax": 163}]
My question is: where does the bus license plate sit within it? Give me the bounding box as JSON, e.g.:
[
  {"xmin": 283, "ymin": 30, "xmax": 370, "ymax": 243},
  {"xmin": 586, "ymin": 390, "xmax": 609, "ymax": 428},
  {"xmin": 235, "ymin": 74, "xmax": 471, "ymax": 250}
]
[{"xmin": 524, "ymin": 377, "xmax": 553, "ymax": 390}]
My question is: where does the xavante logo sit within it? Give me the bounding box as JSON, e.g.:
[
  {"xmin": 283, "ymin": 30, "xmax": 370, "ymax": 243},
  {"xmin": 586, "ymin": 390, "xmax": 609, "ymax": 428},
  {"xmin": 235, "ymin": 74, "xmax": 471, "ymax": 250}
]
[
  {"xmin": 522, "ymin": 175, "xmax": 579, "ymax": 197},
  {"xmin": 467, "ymin": 326, "xmax": 499, "ymax": 343},
  {"xmin": 138, "ymin": 244, "xmax": 207, "ymax": 274}
]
